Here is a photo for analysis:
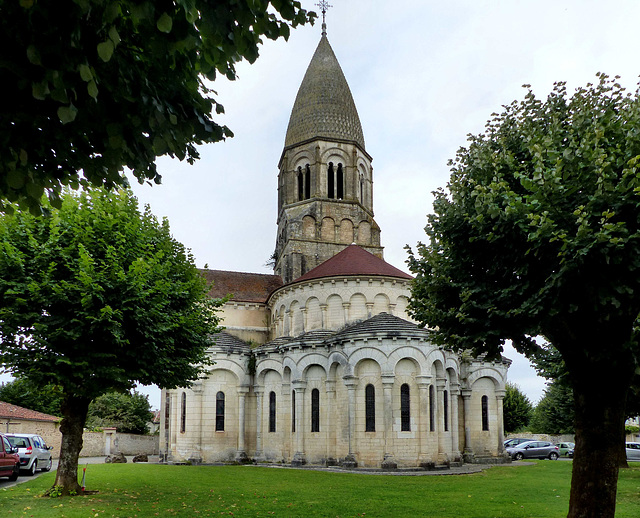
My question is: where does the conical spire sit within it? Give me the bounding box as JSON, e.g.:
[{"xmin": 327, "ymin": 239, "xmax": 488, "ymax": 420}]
[{"xmin": 284, "ymin": 35, "xmax": 365, "ymax": 149}]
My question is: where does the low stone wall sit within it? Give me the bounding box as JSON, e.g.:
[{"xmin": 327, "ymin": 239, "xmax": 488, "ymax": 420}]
[
  {"xmin": 505, "ymin": 432, "xmax": 575, "ymax": 443},
  {"xmin": 79, "ymin": 431, "xmax": 159, "ymax": 457}
]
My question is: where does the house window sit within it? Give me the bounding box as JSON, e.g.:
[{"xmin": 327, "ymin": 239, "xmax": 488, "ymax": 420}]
[
  {"xmin": 482, "ymin": 395, "xmax": 489, "ymax": 431},
  {"xmin": 328, "ymin": 163, "xmax": 335, "ymax": 198},
  {"xmin": 292, "ymin": 390, "xmax": 296, "ymax": 433},
  {"xmin": 365, "ymin": 384, "xmax": 375, "ymax": 432},
  {"xmin": 311, "ymin": 388, "xmax": 320, "ymax": 432},
  {"xmin": 429, "ymin": 385, "xmax": 435, "ymax": 432},
  {"xmin": 180, "ymin": 392, "xmax": 186, "ymax": 433},
  {"xmin": 400, "ymin": 383, "xmax": 410, "ymax": 431},
  {"xmin": 215, "ymin": 391, "xmax": 225, "ymax": 432},
  {"xmin": 269, "ymin": 391, "xmax": 276, "ymax": 433},
  {"xmin": 443, "ymin": 390, "xmax": 449, "ymax": 432}
]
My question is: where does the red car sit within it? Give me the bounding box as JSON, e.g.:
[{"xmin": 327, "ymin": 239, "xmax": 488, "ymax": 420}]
[{"xmin": 0, "ymin": 433, "xmax": 20, "ymax": 481}]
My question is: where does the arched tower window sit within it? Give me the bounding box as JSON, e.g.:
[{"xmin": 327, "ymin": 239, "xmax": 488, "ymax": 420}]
[
  {"xmin": 215, "ymin": 391, "xmax": 225, "ymax": 431},
  {"xmin": 269, "ymin": 391, "xmax": 277, "ymax": 433},
  {"xmin": 481, "ymin": 395, "xmax": 489, "ymax": 431},
  {"xmin": 443, "ymin": 390, "xmax": 449, "ymax": 432},
  {"xmin": 400, "ymin": 383, "xmax": 411, "ymax": 431},
  {"xmin": 365, "ymin": 384, "xmax": 375, "ymax": 432},
  {"xmin": 291, "ymin": 390, "xmax": 296, "ymax": 432},
  {"xmin": 305, "ymin": 164, "xmax": 311, "ymax": 199},
  {"xmin": 429, "ymin": 385, "xmax": 435, "ymax": 432},
  {"xmin": 180, "ymin": 392, "xmax": 186, "ymax": 433},
  {"xmin": 311, "ymin": 388, "xmax": 320, "ymax": 432},
  {"xmin": 327, "ymin": 162, "xmax": 335, "ymax": 198},
  {"xmin": 359, "ymin": 174, "xmax": 364, "ymax": 204},
  {"xmin": 336, "ymin": 163, "xmax": 344, "ymax": 199},
  {"xmin": 297, "ymin": 166, "xmax": 304, "ymax": 201}
]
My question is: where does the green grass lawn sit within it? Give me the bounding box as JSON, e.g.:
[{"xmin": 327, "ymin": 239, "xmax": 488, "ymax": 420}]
[{"xmin": 1, "ymin": 461, "xmax": 639, "ymax": 518}]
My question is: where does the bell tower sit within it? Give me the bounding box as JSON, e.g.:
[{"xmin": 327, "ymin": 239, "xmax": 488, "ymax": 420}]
[{"xmin": 274, "ymin": 22, "xmax": 383, "ymax": 284}]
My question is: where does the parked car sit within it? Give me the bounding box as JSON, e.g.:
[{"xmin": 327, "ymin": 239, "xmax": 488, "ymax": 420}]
[
  {"xmin": 626, "ymin": 442, "xmax": 640, "ymax": 461},
  {"xmin": 0, "ymin": 433, "xmax": 20, "ymax": 481},
  {"xmin": 506, "ymin": 440, "xmax": 560, "ymax": 460},
  {"xmin": 504, "ymin": 438, "xmax": 531, "ymax": 448},
  {"xmin": 555, "ymin": 442, "xmax": 575, "ymax": 458},
  {"xmin": 5, "ymin": 434, "xmax": 53, "ymax": 476}
]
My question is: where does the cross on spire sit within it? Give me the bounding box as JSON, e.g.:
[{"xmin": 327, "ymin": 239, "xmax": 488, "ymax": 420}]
[{"xmin": 316, "ymin": 1, "xmax": 332, "ymax": 35}]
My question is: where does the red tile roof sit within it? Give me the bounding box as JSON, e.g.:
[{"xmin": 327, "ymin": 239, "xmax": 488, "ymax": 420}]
[
  {"xmin": 0, "ymin": 401, "xmax": 59, "ymax": 422},
  {"xmin": 202, "ymin": 270, "xmax": 283, "ymax": 303},
  {"xmin": 295, "ymin": 245, "xmax": 412, "ymax": 282}
]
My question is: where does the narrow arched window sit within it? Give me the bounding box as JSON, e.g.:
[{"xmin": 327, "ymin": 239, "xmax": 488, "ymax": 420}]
[
  {"xmin": 429, "ymin": 385, "xmax": 435, "ymax": 432},
  {"xmin": 443, "ymin": 390, "xmax": 449, "ymax": 432},
  {"xmin": 400, "ymin": 383, "xmax": 410, "ymax": 431},
  {"xmin": 365, "ymin": 384, "xmax": 375, "ymax": 432},
  {"xmin": 311, "ymin": 388, "xmax": 320, "ymax": 432},
  {"xmin": 269, "ymin": 391, "xmax": 276, "ymax": 433},
  {"xmin": 297, "ymin": 167, "xmax": 304, "ymax": 201},
  {"xmin": 215, "ymin": 391, "xmax": 225, "ymax": 431},
  {"xmin": 481, "ymin": 395, "xmax": 489, "ymax": 431},
  {"xmin": 305, "ymin": 164, "xmax": 311, "ymax": 199},
  {"xmin": 336, "ymin": 163, "xmax": 344, "ymax": 199},
  {"xmin": 291, "ymin": 390, "xmax": 296, "ymax": 433},
  {"xmin": 359, "ymin": 175, "xmax": 364, "ymax": 204},
  {"xmin": 327, "ymin": 162, "xmax": 335, "ymax": 198},
  {"xmin": 180, "ymin": 392, "xmax": 186, "ymax": 433}
]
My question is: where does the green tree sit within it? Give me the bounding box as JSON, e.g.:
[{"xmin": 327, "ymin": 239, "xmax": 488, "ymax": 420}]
[
  {"xmin": 0, "ymin": 189, "xmax": 222, "ymax": 495},
  {"xmin": 407, "ymin": 75, "xmax": 640, "ymax": 518},
  {"xmin": 0, "ymin": 0, "xmax": 314, "ymax": 214},
  {"xmin": 529, "ymin": 381, "xmax": 575, "ymax": 435},
  {"xmin": 0, "ymin": 377, "xmax": 63, "ymax": 417},
  {"xmin": 86, "ymin": 390, "xmax": 153, "ymax": 434},
  {"xmin": 503, "ymin": 382, "xmax": 533, "ymax": 433}
]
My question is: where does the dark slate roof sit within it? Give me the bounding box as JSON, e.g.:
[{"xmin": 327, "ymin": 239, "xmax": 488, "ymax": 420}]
[
  {"xmin": 330, "ymin": 312, "xmax": 428, "ymax": 341},
  {"xmin": 202, "ymin": 270, "xmax": 283, "ymax": 303},
  {"xmin": 295, "ymin": 245, "xmax": 412, "ymax": 282},
  {"xmin": 0, "ymin": 401, "xmax": 59, "ymax": 422},
  {"xmin": 284, "ymin": 35, "xmax": 365, "ymax": 149},
  {"xmin": 210, "ymin": 332, "xmax": 251, "ymax": 351}
]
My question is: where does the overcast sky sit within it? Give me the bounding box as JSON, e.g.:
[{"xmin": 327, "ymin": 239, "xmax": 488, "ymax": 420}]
[{"xmin": 5, "ymin": 0, "xmax": 640, "ymax": 410}]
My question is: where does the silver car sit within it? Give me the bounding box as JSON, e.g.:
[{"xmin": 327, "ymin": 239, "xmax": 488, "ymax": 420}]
[
  {"xmin": 626, "ymin": 442, "xmax": 640, "ymax": 461},
  {"xmin": 506, "ymin": 440, "xmax": 560, "ymax": 460},
  {"xmin": 6, "ymin": 433, "xmax": 53, "ymax": 475}
]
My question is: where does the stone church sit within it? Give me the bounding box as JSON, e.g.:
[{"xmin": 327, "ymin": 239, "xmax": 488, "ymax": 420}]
[{"xmin": 160, "ymin": 24, "xmax": 510, "ymax": 468}]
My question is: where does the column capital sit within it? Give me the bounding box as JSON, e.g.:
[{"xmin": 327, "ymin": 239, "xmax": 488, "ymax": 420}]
[
  {"xmin": 415, "ymin": 375, "xmax": 432, "ymax": 388},
  {"xmin": 343, "ymin": 375, "xmax": 359, "ymax": 389},
  {"xmin": 495, "ymin": 389, "xmax": 506, "ymax": 400},
  {"xmin": 325, "ymin": 380, "xmax": 336, "ymax": 393},
  {"xmin": 292, "ymin": 380, "xmax": 307, "ymax": 391},
  {"xmin": 381, "ymin": 373, "xmax": 395, "ymax": 387},
  {"xmin": 253, "ymin": 386, "xmax": 264, "ymax": 396},
  {"xmin": 436, "ymin": 377, "xmax": 447, "ymax": 389},
  {"xmin": 461, "ymin": 388, "xmax": 473, "ymax": 399},
  {"xmin": 237, "ymin": 385, "xmax": 250, "ymax": 395}
]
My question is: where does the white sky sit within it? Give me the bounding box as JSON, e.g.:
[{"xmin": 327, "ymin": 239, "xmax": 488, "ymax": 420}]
[{"xmin": 5, "ymin": 0, "xmax": 640, "ymax": 410}]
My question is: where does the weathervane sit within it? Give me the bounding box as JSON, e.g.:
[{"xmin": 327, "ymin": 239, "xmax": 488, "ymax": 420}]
[{"xmin": 316, "ymin": 1, "xmax": 332, "ymax": 35}]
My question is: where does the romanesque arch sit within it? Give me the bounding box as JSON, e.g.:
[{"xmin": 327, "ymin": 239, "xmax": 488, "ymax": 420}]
[
  {"xmin": 339, "ymin": 218, "xmax": 354, "ymax": 243},
  {"xmin": 302, "ymin": 215, "xmax": 316, "ymax": 239},
  {"xmin": 321, "ymin": 217, "xmax": 335, "ymax": 242}
]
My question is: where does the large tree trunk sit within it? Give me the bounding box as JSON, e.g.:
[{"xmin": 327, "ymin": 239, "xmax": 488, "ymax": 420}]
[
  {"xmin": 51, "ymin": 394, "xmax": 91, "ymax": 496},
  {"xmin": 568, "ymin": 372, "xmax": 630, "ymax": 518}
]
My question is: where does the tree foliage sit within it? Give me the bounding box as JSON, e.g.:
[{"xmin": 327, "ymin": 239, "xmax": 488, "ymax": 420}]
[
  {"xmin": 407, "ymin": 75, "xmax": 640, "ymax": 518},
  {"xmin": 0, "ymin": 0, "xmax": 314, "ymax": 214},
  {"xmin": 86, "ymin": 390, "xmax": 153, "ymax": 434},
  {"xmin": 0, "ymin": 377, "xmax": 63, "ymax": 417},
  {"xmin": 529, "ymin": 381, "xmax": 575, "ymax": 435},
  {"xmin": 0, "ymin": 188, "xmax": 223, "ymax": 494},
  {"xmin": 503, "ymin": 382, "xmax": 533, "ymax": 433}
]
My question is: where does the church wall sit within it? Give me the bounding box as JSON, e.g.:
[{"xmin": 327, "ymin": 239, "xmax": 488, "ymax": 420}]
[
  {"xmin": 218, "ymin": 302, "xmax": 270, "ymax": 344},
  {"xmin": 268, "ymin": 276, "xmax": 415, "ymax": 339}
]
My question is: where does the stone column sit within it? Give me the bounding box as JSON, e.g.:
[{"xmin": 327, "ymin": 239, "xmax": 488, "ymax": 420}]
[
  {"xmin": 342, "ymin": 302, "xmax": 351, "ymax": 324},
  {"xmin": 300, "ymin": 307, "xmax": 308, "ymax": 333},
  {"xmin": 286, "ymin": 309, "xmax": 292, "ymax": 336},
  {"xmin": 388, "ymin": 303, "xmax": 397, "ymax": 316},
  {"xmin": 366, "ymin": 302, "xmax": 374, "ymax": 319},
  {"xmin": 495, "ymin": 389, "xmax": 506, "ymax": 454},
  {"xmin": 291, "ymin": 380, "xmax": 307, "ymax": 466},
  {"xmin": 236, "ymin": 386, "xmax": 249, "ymax": 462},
  {"xmin": 281, "ymin": 382, "xmax": 291, "ymax": 460},
  {"xmin": 320, "ymin": 304, "xmax": 328, "ymax": 329},
  {"xmin": 450, "ymin": 382, "xmax": 461, "ymax": 461},
  {"xmin": 381, "ymin": 374, "xmax": 396, "ymax": 469},
  {"xmin": 325, "ymin": 380, "xmax": 337, "ymax": 465},
  {"xmin": 436, "ymin": 378, "xmax": 448, "ymax": 463},
  {"xmin": 343, "ymin": 375, "xmax": 359, "ymax": 467},
  {"xmin": 254, "ymin": 387, "xmax": 265, "ymax": 461},
  {"xmin": 415, "ymin": 375, "xmax": 432, "ymax": 465},
  {"xmin": 461, "ymin": 389, "xmax": 475, "ymax": 462},
  {"xmin": 188, "ymin": 382, "xmax": 204, "ymax": 464}
]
